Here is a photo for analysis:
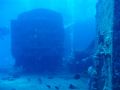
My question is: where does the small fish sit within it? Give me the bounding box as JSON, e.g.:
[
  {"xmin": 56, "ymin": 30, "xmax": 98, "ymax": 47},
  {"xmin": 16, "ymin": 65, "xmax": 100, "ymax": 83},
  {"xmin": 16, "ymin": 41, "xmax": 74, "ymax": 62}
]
[
  {"xmin": 46, "ymin": 85, "xmax": 51, "ymax": 89},
  {"xmin": 69, "ymin": 84, "xmax": 77, "ymax": 89},
  {"xmin": 73, "ymin": 74, "xmax": 80, "ymax": 80},
  {"xmin": 38, "ymin": 78, "xmax": 42, "ymax": 84},
  {"xmin": 55, "ymin": 86, "xmax": 59, "ymax": 90}
]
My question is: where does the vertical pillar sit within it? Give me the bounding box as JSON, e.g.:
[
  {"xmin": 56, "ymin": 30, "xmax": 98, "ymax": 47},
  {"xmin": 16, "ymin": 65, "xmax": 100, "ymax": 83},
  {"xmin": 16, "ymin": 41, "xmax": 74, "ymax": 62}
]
[
  {"xmin": 112, "ymin": 0, "xmax": 120, "ymax": 90},
  {"xmin": 91, "ymin": 0, "xmax": 113, "ymax": 90}
]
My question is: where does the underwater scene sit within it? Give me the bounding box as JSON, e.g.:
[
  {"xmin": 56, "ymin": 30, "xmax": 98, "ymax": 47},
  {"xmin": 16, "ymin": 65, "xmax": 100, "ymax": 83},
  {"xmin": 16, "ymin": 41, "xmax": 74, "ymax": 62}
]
[{"xmin": 0, "ymin": 0, "xmax": 97, "ymax": 90}]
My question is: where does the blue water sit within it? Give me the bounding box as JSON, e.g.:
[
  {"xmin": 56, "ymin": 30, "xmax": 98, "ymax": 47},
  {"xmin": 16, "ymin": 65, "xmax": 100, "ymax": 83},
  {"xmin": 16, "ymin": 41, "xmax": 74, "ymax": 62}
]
[{"xmin": 0, "ymin": 0, "xmax": 97, "ymax": 90}]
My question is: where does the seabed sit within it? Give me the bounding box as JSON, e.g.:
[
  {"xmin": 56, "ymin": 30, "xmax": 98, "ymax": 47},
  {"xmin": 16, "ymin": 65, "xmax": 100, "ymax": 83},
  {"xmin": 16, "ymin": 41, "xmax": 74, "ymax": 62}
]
[{"xmin": 0, "ymin": 74, "xmax": 88, "ymax": 90}]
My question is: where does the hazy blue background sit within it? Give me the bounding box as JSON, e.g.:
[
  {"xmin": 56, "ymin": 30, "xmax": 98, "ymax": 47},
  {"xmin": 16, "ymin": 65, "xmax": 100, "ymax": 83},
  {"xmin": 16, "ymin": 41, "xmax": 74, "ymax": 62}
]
[{"xmin": 0, "ymin": 0, "xmax": 97, "ymax": 69}]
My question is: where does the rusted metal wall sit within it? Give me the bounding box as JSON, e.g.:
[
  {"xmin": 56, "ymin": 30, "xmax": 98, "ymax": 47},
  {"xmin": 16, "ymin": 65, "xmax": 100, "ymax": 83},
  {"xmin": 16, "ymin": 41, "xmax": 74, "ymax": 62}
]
[
  {"xmin": 112, "ymin": 0, "xmax": 120, "ymax": 90},
  {"xmin": 90, "ymin": 0, "xmax": 113, "ymax": 90}
]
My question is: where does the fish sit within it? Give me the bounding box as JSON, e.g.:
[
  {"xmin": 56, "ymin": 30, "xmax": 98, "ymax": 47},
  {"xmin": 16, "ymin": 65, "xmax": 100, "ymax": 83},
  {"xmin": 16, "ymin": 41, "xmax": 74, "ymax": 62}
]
[
  {"xmin": 55, "ymin": 86, "xmax": 59, "ymax": 90},
  {"xmin": 46, "ymin": 85, "xmax": 51, "ymax": 89},
  {"xmin": 73, "ymin": 73, "xmax": 81, "ymax": 80},
  {"xmin": 69, "ymin": 84, "xmax": 78, "ymax": 89}
]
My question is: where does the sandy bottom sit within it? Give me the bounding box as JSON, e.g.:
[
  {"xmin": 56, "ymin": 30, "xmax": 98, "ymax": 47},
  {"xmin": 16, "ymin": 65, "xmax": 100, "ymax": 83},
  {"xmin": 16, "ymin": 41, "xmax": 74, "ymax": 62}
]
[{"xmin": 0, "ymin": 74, "xmax": 89, "ymax": 90}]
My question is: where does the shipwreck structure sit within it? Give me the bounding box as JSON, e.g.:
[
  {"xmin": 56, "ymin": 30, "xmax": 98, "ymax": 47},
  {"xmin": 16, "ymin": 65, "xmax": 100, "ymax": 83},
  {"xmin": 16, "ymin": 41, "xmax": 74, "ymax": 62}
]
[
  {"xmin": 11, "ymin": 9, "xmax": 65, "ymax": 73},
  {"xmin": 90, "ymin": 0, "xmax": 120, "ymax": 90}
]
